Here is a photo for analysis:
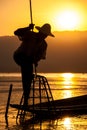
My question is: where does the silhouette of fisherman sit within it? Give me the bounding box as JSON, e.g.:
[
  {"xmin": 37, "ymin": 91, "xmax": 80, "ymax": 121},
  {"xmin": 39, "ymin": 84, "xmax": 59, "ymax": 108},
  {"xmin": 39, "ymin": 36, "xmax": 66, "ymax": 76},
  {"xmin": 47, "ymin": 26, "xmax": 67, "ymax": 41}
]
[{"xmin": 13, "ymin": 23, "xmax": 54, "ymax": 106}]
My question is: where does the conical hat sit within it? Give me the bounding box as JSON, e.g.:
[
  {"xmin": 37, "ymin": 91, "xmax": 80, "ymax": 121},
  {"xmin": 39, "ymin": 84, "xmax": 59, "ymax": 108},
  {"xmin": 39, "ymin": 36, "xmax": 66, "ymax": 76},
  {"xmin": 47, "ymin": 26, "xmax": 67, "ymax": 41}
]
[{"xmin": 35, "ymin": 23, "xmax": 54, "ymax": 37}]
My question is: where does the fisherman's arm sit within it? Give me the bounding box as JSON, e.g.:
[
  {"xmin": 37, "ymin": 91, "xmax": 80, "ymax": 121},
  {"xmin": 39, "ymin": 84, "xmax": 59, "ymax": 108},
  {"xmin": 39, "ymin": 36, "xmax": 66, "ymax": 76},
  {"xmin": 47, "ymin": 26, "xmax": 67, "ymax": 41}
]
[{"xmin": 14, "ymin": 24, "xmax": 34, "ymax": 37}]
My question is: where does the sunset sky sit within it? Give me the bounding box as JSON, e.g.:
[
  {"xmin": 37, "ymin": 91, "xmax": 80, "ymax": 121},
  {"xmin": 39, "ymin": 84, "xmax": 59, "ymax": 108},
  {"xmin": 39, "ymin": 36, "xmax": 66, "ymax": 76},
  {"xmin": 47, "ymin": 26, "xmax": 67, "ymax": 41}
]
[{"xmin": 0, "ymin": 0, "xmax": 87, "ymax": 36}]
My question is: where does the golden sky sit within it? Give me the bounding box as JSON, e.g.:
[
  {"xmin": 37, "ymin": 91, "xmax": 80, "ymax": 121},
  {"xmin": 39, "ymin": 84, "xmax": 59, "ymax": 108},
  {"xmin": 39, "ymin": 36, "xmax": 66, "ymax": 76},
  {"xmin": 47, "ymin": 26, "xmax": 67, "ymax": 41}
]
[{"xmin": 0, "ymin": 0, "xmax": 87, "ymax": 36}]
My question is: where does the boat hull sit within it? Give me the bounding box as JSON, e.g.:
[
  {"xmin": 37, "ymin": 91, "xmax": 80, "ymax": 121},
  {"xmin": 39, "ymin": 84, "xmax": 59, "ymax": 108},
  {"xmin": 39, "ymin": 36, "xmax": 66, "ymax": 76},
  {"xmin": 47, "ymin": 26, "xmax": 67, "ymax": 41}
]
[{"xmin": 10, "ymin": 94, "xmax": 87, "ymax": 118}]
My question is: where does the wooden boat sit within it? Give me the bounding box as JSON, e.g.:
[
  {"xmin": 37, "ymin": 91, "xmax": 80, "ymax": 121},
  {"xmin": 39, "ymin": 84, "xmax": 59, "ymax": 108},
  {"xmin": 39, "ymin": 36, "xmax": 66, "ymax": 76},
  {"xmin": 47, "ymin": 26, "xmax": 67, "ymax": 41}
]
[{"xmin": 10, "ymin": 94, "xmax": 87, "ymax": 118}]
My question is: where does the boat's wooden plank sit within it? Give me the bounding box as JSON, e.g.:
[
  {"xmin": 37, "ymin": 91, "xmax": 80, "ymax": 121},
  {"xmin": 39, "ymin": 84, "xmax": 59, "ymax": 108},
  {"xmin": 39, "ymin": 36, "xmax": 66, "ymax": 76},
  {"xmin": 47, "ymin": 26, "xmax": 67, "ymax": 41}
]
[
  {"xmin": 10, "ymin": 103, "xmax": 87, "ymax": 118},
  {"xmin": 35, "ymin": 94, "xmax": 87, "ymax": 107},
  {"xmin": 10, "ymin": 103, "xmax": 87, "ymax": 111},
  {"xmin": 10, "ymin": 95, "xmax": 87, "ymax": 116}
]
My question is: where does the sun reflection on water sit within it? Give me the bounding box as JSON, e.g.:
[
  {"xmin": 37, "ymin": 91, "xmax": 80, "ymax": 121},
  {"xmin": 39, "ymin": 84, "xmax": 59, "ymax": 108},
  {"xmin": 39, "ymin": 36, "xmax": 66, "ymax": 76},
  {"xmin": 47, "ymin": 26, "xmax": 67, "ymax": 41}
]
[
  {"xmin": 62, "ymin": 90, "xmax": 72, "ymax": 99},
  {"xmin": 63, "ymin": 117, "xmax": 72, "ymax": 130},
  {"xmin": 62, "ymin": 73, "xmax": 74, "ymax": 88},
  {"xmin": 61, "ymin": 73, "xmax": 74, "ymax": 98}
]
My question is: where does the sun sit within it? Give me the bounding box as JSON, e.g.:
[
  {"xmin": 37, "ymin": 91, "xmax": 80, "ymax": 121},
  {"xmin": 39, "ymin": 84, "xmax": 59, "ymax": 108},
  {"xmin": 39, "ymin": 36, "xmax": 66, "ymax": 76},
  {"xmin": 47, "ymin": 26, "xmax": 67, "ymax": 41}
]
[{"xmin": 55, "ymin": 10, "xmax": 80, "ymax": 30}]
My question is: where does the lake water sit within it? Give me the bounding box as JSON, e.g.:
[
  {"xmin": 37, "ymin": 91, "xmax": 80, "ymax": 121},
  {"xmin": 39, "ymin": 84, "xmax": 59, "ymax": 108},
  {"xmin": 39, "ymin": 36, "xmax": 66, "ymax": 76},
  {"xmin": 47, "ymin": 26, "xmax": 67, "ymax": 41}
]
[{"xmin": 0, "ymin": 73, "xmax": 87, "ymax": 130}]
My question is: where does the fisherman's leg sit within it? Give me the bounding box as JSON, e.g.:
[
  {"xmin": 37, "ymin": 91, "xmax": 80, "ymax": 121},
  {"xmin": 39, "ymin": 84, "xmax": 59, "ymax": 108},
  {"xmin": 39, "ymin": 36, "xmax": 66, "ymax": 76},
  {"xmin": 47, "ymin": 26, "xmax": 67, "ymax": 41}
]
[{"xmin": 21, "ymin": 63, "xmax": 33, "ymax": 105}]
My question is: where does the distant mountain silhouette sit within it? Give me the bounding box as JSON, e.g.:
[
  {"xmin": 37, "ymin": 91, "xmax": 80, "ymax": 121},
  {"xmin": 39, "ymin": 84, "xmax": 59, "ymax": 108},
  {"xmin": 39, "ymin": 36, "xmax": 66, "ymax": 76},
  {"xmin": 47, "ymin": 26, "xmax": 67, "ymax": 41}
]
[
  {"xmin": 0, "ymin": 31, "xmax": 87, "ymax": 73},
  {"xmin": 0, "ymin": 36, "xmax": 20, "ymax": 72}
]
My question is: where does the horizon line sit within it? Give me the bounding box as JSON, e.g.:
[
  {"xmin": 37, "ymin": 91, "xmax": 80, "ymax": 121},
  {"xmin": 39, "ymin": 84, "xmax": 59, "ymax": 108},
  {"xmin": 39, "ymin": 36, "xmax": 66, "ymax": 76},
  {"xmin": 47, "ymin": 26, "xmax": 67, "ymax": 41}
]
[{"xmin": 0, "ymin": 30, "xmax": 87, "ymax": 37}]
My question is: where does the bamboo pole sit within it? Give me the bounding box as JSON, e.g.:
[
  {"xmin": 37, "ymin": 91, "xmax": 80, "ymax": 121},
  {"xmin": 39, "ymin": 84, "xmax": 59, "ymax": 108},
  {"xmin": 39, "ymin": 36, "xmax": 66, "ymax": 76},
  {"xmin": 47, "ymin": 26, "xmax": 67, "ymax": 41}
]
[
  {"xmin": 29, "ymin": 0, "xmax": 33, "ymax": 24},
  {"xmin": 5, "ymin": 84, "xmax": 13, "ymax": 120}
]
